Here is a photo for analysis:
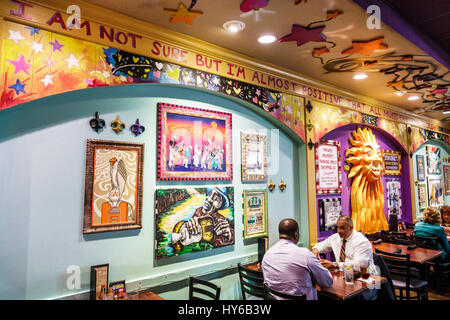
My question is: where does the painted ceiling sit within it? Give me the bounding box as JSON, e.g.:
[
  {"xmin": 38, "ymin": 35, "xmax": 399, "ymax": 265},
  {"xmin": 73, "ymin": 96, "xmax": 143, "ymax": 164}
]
[{"xmin": 80, "ymin": 0, "xmax": 450, "ymax": 121}]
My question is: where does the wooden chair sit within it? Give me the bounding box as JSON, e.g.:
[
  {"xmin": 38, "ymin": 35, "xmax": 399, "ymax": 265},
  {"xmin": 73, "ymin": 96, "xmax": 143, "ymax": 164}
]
[
  {"xmin": 188, "ymin": 276, "xmax": 221, "ymax": 300},
  {"xmin": 263, "ymin": 282, "xmax": 306, "ymax": 300},
  {"xmin": 237, "ymin": 263, "xmax": 264, "ymax": 300},
  {"xmin": 374, "ymin": 248, "xmax": 428, "ymax": 301}
]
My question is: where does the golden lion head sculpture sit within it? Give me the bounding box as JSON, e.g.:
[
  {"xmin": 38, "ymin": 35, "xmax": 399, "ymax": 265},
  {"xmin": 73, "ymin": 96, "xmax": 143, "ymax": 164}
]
[{"xmin": 345, "ymin": 127, "xmax": 388, "ymax": 234}]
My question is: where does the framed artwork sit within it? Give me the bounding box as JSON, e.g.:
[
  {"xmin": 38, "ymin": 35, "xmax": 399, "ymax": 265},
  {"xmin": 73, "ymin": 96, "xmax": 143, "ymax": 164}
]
[
  {"xmin": 315, "ymin": 139, "xmax": 342, "ymax": 195},
  {"xmin": 157, "ymin": 102, "xmax": 233, "ymax": 181},
  {"xmin": 386, "ymin": 180, "xmax": 402, "ymax": 219},
  {"xmin": 426, "ymin": 145, "xmax": 441, "ymax": 175},
  {"xmin": 382, "ymin": 150, "xmax": 401, "ymax": 175},
  {"xmin": 83, "ymin": 140, "xmax": 144, "ymax": 234},
  {"xmin": 109, "ymin": 280, "xmax": 126, "ymax": 295},
  {"xmin": 90, "ymin": 264, "xmax": 109, "ymax": 300},
  {"xmin": 444, "ymin": 165, "xmax": 450, "ymax": 195},
  {"xmin": 427, "ymin": 176, "xmax": 444, "ymax": 207},
  {"xmin": 417, "ymin": 183, "xmax": 427, "ymax": 211},
  {"xmin": 243, "ymin": 190, "xmax": 268, "ymax": 239},
  {"xmin": 155, "ymin": 187, "xmax": 234, "ymax": 259},
  {"xmin": 241, "ymin": 132, "xmax": 268, "ymax": 182},
  {"xmin": 318, "ymin": 198, "xmax": 341, "ymax": 231},
  {"xmin": 416, "ymin": 155, "xmax": 425, "ymax": 181}
]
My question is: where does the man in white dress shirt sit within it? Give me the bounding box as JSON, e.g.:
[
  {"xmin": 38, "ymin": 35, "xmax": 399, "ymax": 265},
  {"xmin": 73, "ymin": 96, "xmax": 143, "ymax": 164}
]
[{"xmin": 312, "ymin": 215, "xmax": 378, "ymax": 300}]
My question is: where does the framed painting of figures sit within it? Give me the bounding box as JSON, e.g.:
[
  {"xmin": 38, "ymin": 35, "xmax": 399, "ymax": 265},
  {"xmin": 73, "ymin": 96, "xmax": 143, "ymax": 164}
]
[
  {"xmin": 241, "ymin": 132, "xmax": 268, "ymax": 182},
  {"xmin": 83, "ymin": 140, "xmax": 144, "ymax": 234},
  {"xmin": 426, "ymin": 145, "xmax": 441, "ymax": 175},
  {"xmin": 157, "ymin": 102, "xmax": 233, "ymax": 181},
  {"xmin": 427, "ymin": 176, "xmax": 444, "ymax": 208},
  {"xmin": 155, "ymin": 187, "xmax": 234, "ymax": 259}
]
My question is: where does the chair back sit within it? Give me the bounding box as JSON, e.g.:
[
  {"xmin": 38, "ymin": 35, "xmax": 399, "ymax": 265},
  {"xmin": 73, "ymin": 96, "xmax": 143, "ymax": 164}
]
[
  {"xmin": 188, "ymin": 276, "xmax": 221, "ymax": 300},
  {"xmin": 375, "ymin": 248, "xmax": 411, "ymax": 300},
  {"xmin": 381, "ymin": 230, "xmax": 411, "ymax": 245},
  {"xmin": 237, "ymin": 263, "xmax": 264, "ymax": 300},
  {"xmin": 372, "ymin": 252, "xmax": 395, "ymax": 300},
  {"xmin": 411, "ymin": 233, "xmax": 439, "ymax": 250},
  {"xmin": 263, "ymin": 282, "xmax": 306, "ymax": 300}
]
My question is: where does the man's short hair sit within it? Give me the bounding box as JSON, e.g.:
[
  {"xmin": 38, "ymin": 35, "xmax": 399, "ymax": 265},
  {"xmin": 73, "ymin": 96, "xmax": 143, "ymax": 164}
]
[
  {"xmin": 278, "ymin": 218, "xmax": 299, "ymax": 238},
  {"xmin": 337, "ymin": 215, "xmax": 353, "ymax": 227}
]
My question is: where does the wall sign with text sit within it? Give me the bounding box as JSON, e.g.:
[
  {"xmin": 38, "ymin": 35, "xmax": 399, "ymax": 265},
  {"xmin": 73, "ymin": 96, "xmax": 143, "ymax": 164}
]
[
  {"xmin": 315, "ymin": 140, "xmax": 342, "ymax": 195},
  {"xmin": 382, "ymin": 150, "xmax": 401, "ymax": 175}
]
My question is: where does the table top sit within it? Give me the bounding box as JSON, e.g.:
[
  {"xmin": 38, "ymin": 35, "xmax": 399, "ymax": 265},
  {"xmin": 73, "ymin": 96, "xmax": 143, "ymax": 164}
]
[
  {"xmin": 371, "ymin": 241, "xmax": 442, "ymax": 264},
  {"xmin": 317, "ymin": 270, "xmax": 386, "ymax": 301}
]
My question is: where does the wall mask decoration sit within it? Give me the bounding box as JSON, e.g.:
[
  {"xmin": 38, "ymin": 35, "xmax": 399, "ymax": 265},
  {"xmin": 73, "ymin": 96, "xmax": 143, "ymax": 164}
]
[
  {"xmin": 279, "ymin": 179, "xmax": 286, "ymax": 191},
  {"xmin": 130, "ymin": 118, "xmax": 145, "ymax": 136},
  {"xmin": 386, "ymin": 179, "xmax": 402, "ymax": 220},
  {"xmin": 426, "ymin": 145, "xmax": 441, "ymax": 175},
  {"xmin": 345, "ymin": 127, "xmax": 388, "ymax": 233},
  {"xmin": 83, "ymin": 140, "xmax": 144, "ymax": 234},
  {"xmin": 157, "ymin": 102, "xmax": 232, "ymax": 181},
  {"xmin": 111, "ymin": 115, "xmax": 125, "ymax": 134},
  {"xmin": 427, "ymin": 176, "xmax": 444, "ymax": 207},
  {"xmin": 241, "ymin": 131, "xmax": 267, "ymax": 182},
  {"xmin": 89, "ymin": 112, "xmax": 105, "ymax": 133},
  {"xmin": 155, "ymin": 187, "xmax": 234, "ymax": 259},
  {"xmin": 267, "ymin": 179, "xmax": 276, "ymax": 192},
  {"xmin": 318, "ymin": 198, "xmax": 341, "ymax": 232}
]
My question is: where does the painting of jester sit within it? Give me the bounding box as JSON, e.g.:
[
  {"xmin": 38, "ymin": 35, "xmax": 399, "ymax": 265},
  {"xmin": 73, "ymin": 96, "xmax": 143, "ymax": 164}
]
[
  {"xmin": 155, "ymin": 187, "xmax": 234, "ymax": 259},
  {"xmin": 157, "ymin": 102, "xmax": 232, "ymax": 180}
]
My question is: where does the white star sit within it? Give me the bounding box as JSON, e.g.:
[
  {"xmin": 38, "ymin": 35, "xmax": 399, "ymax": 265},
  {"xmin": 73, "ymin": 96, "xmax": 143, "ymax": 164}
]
[
  {"xmin": 65, "ymin": 54, "xmax": 80, "ymax": 69},
  {"xmin": 119, "ymin": 75, "xmax": 127, "ymax": 82},
  {"xmin": 8, "ymin": 30, "xmax": 25, "ymax": 44},
  {"xmin": 31, "ymin": 41, "xmax": 44, "ymax": 54},
  {"xmin": 41, "ymin": 74, "xmax": 53, "ymax": 87},
  {"xmin": 102, "ymin": 70, "xmax": 110, "ymax": 79}
]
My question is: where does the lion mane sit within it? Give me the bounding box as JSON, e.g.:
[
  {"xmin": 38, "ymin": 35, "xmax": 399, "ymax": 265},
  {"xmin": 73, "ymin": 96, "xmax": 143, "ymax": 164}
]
[{"xmin": 345, "ymin": 127, "xmax": 388, "ymax": 234}]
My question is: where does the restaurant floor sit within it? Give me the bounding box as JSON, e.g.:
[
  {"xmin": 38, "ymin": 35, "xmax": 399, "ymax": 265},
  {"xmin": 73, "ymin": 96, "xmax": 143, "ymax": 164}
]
[{"xmin": 399, "ymin": 284, "xmax": 450, "ymax": 300}]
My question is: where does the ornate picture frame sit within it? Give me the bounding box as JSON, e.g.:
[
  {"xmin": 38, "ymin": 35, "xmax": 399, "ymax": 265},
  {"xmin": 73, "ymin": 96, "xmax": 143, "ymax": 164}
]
[
  {"xmin": 90, "ymin": 264, "xmax": 109, "ymax": 300},
  {"xmin": 444, "ymin": 165, "xmax": 450, "ymax": 196},
  {"xmin": 315, "ymin": 139, "xmax": 342, "ymax": 195},
  {"xmin": 157, "ymin": 102, "xmax": 233, "ymax": 181},
  {"xmin": 417, "ymin": 183, "xmax": 427, "ymax": 211},
  {"xmin": 427, "ymin": 176, "xmax": 444, "ymax": 207},
  {"xmin": 318, "ymin": 197, "xmax": 341, "ymax": 232},
  {"xmin": 243, "ymin": 190, "xmax": 268, "ymax": 239},
  {"xmin": 416, "ymin": 154, "xmax": 425, "ymax": 181},
  {"xmin": 83, "ymin": 139, "xmax": 144, "ymax": 234},
  {"xmin": 241, "ymin": 132, "xmax": 268, "ymax": 182},
  {"xmin": 426, "ymin": 145, "xmax": 441, "ymax": 175},
  {"xmin": 382, "ymin": 150, "xmax": 401, "ymax": 175}
]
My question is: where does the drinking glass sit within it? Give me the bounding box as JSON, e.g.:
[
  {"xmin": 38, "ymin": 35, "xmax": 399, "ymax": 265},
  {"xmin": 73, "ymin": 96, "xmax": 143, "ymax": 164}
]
[
  {"xmin": 344, "ymin": 263, "xmax": 354, "ymax": 285},
  {"xmin": 360, "ymin": 260, "xmax": 370, "ymax": 279}
]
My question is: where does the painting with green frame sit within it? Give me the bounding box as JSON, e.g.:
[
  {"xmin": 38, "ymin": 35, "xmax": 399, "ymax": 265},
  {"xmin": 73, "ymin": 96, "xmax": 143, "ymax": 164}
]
[
  {"xmin": 242, "ymin": 190, "xmax": 268, "ymax": 239},
  {"xmin": 417, "ymin": 183, "xmax": 427, "ymax": 211}
]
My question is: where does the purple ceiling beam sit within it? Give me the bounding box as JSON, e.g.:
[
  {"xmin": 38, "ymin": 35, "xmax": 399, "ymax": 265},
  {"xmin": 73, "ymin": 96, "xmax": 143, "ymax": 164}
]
[{"xmin": 352, "ymin": 0, "xmax": 450, "ymax": 69}]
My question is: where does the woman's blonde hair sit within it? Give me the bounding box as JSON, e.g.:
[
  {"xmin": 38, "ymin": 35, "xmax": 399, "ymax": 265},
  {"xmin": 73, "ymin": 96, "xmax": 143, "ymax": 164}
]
[{"xmin": 423, "ymin": 207, "xmax": 442, "ymax": 225}]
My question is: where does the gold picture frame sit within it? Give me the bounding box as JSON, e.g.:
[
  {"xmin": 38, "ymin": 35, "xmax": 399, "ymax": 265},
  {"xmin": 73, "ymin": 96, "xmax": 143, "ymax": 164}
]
[{"xmin": 241, "ymin": 132, "xmax": 267, "ymax": 182}]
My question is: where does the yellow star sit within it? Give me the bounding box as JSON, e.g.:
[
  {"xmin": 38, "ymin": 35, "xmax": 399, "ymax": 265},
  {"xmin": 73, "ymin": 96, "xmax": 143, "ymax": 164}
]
[
  {"xmin": 164, "ymin": 2, "xmax": 203, "ymax": 25},
  {"xmin": 341, "ymin": 37, "xmax": 388, "ymax": 57}
]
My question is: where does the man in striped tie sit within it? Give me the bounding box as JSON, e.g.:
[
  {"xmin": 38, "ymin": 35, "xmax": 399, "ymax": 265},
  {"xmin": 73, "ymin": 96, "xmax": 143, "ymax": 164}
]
[{"xmin": 312, "ymin": 215, "xmax": 378, "ymax": 300}]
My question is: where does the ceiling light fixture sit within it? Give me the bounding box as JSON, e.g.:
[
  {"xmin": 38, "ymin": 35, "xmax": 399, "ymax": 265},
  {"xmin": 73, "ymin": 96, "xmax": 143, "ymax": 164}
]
[
  {"xmin": 353, "ymin": 73, "xmax": 368, "ymax": 80},
  {"xmin": 258, "ymin": 34, "xmax": 276, "ymax": 44},
  {"xmin": 408, "ymin": 96, "xmax": 420, "ymax": 101},
  {"xmin": 396, "ymin": 91, "xmax": 406, "ymax": 96},
  {"xmin": 223, "ymin": 20, "xmax": 245, "ymax": 33}
]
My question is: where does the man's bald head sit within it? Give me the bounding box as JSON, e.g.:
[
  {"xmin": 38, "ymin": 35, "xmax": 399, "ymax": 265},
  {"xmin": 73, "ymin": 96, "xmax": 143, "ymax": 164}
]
[{"xmin": 278, "ymin": 218, "xmax": 299, "ymax": 242}]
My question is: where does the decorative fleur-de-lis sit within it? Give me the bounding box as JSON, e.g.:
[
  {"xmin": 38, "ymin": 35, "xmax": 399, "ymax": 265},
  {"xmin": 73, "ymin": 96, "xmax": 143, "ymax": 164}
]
[
  {"xmin": 130, "ymin": 118, "xmax": 145, "ymax": 136},
  {"xmin": 268, "ymin": 179, "xmax": 276, "ymax": 192},
  {"xmin": 279, "ymin": 179, "xmax": 287, "ymax": 192},
  {"xmin": 307, "ymin": 119, "xmax": 314, "ymax": 132},
  {"xmin": 89, "ymin": 112, "xmax": 105, "ymax": 133},
  {"xmin": 111, "ymin": 115, "xmax": 125, "ymax": 134}
]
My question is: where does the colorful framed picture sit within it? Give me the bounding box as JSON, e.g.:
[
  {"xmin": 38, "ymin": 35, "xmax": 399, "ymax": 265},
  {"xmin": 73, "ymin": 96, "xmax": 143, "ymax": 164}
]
[
  {"xmin": 318, "ymin": 198, "xmax": 341, "ymax": 232},
  {"xmin": 426, "ymin": 145, "xmax": 441, "ymax": 175},
  {"xmin": 386, "ymin": 180, "xmax": 402, "ymax": 219},
  {"xmin": 427, "ymin": 176, "xmax": 444, "ymax": 207},
  {"xmin": 241, "ymin": 132, "xmax": 267, "ymax": 182},
  {"xmin": 83, "ymin": 140, "xmax": 144, "ymax": 234},
  {"xmin": 444, "ymin": 165, "xmax": 450, "ymax": 195},
  {"xmin": 315, "ymin": 139, "xmax": 342, "ymax": 195},
  {"xmin": 243, "ymin": 190, "xmax": 268, "ymax": 239},
  {"xmin": 382, "ymin": 150, "xmax": 401, "ymax": 175},
  {"xmin": 417, "ymin": 183, "xmax": 427, "ymax": 211},
  {"xmin": 155, "ymin": 187, "xmax": 235, "ymax": 259},
  {"xmin": 157, "ymin": 102, "xmax": 233, "ymax": 181},
  {"xmin": 416, "ymin": 155, "xmax": 425, "ymax": 181},
  {"xmin": 90, "ymin": 264, "xmax": 109, "ymax": 300}
]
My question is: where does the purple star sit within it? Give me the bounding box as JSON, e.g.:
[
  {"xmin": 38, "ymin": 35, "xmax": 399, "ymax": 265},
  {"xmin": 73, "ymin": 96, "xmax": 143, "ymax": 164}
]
[
  {"xmin": 8, "ymin": 79, "xmax": 26, "ymax": 95},
  {"xmin": 49, "ymin": 39, "xmax": 64, "ymax": 52},
  {"xmin": 279, "ymin": 24, "xmax": 326, "ymax": 47}
]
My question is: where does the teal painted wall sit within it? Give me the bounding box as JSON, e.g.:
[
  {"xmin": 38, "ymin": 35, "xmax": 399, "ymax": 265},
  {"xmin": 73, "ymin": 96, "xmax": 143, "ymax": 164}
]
[
  {"xmin": 412, "ymin": 140, "xmax": 450, "ymax": 220},
  {"xmin": 0, "ymin": 84, "xmax": 307, "ymax": 299}
]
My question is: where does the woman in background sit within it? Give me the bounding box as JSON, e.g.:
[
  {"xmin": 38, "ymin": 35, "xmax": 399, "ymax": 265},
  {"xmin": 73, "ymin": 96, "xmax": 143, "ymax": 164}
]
[{"xmin": 441, "ymin": 206, "xmax": 450, "ymax": 236}]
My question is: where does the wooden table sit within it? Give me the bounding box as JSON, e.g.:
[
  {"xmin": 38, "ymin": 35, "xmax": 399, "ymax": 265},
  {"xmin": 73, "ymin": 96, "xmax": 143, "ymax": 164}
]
[
  {"xmin": 317, "ymin": 270, "xmax": 386, "ymax": 300},
  {"xmin": 371, "ymin": 241, "xmax": 442, "ymax": 264}
]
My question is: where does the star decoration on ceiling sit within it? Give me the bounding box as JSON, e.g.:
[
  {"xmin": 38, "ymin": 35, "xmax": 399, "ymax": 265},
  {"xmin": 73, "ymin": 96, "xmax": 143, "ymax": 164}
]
[
  {"xmin": 240, "ymin": 0, "xmax": 269, "ymax": 12},
  {"xmin": 163, "ymin": 2, "xmax": 203, "ymax": 25},
  {"xmin": 8, "ymin": 79, "xmax": 26, "ymax": 95},
  {"xmin": 279, "ymin": 24, "xmax": 326, "ymax": 47},
  {"xmin": 7, "ymin": 55, "xmax": 31, "ymax": 75},
  {"xmin": 341, "ymin": 37, "xmax": 388, "ymax": 56}
]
